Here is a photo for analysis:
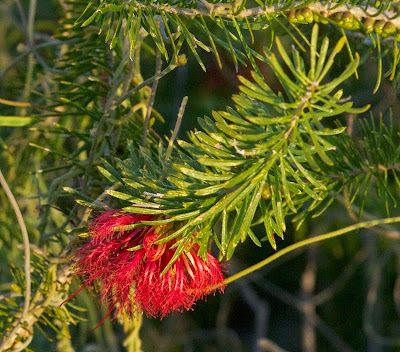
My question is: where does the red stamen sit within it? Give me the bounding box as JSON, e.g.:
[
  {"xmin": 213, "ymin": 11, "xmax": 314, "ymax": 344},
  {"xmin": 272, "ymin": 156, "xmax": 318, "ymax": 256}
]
[
  {"xmin": 60, "ymin": 284, "xmax": 87, "ymax": 307},
  {"xmin": 72, "ymin": 210, "xmax": 226, "ymax": 324}
]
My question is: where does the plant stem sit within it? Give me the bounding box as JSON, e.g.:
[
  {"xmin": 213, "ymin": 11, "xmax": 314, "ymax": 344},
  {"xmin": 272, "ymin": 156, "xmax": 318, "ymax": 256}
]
[
  {"xmin": 0, "ymin": 167, "xmax": 31, "ymax": 350},
  {"xmin": 129, "ymin": 1, "xmax": 400, "ymax": 27},
  {"xmin": 0, "ymin": 98, "xmax": 31, "ymax": 107},
  {"xmin": 142, "ymin": 49, "xmax": 162, "ymax": 148},
  {"xmin": 0, "ymin": 39, "xmax": 78, "ymax": 81},
  {"xmin": 123, "ymin": 314, "xmax": 143, "ymax": 352},
  {"xmin": 165, "ymin": 96, "xmax": 188, "ymax": 163},
  {"xmin": 225, "ymin": 216, "xmax": 400, "ymax": 285},
  {"xmin": 112, "ymin": 55, "xmax": 185, "ymax": 108}
]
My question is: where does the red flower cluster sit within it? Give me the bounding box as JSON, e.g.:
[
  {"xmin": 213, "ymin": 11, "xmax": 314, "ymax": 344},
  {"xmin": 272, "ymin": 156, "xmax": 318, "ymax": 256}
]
[{"xmin": 74, "ymin": 210, "xmax": 225, "ymax": 320}]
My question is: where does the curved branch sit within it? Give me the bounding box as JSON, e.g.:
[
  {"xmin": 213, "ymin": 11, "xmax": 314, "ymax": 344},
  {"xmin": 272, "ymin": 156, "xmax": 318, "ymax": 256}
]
[
  {"xmin": 0, "ymin": 167, "xmax": 31, "ymax": 351},
  {"xmin": 127, "ymin": 0, "xmax": 400, "ymax": 27},
  {"xmin": 225, "ymin": 216, "xmax": 400, "ymax": 285}
]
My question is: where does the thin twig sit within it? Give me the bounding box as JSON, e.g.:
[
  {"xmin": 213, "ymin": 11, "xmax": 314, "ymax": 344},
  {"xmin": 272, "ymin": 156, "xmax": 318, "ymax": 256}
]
[
  {"xmin": 14, "ymin": 0, "xmax": 67, "ymax": 75},
  {"xmin": 37, "ymin": 167, "xmax": 81, "ymax": 234},
  {"xmin": 0, "ymin": 264, "xmax": 72, "ymax": 351},
  {"xmin": 258, "ymin": 338, "xmax": 290, "ymax": 352},
  {"xmin": 142, "ymin": 49, "xmax": 162, "ymax": 148},
  {"xmin": 336, "ymin": 194, "xmax": 400, "ymax": 239},
  {"xmin": 165, "ymin": 96, "xmax": 188, "ymax": 163},
  {"xmin": 82, "ymin": 52, "xmax": 134, "ymax": 191},
  {"xmin": 225, "ymin": 216, "xmax": 400, "ymax": 285},
  {"xmin": 50, "ymin": 183, "xmax": 121, "ymax": 265},
  {"xmin": 0, "ymin": 39, "xmax": 79, "ymax": 81},
  {"xmin": 112, "ymin": 56, "xmax": 185, "ymax": 108},
  {"xmin": 13, "ymin": 335, "xmax": 33, "ymax": 352},
  {"xmin": 0, "ymin": 292, "xmax": 22, "ymax": 300},
  {"xmin": 128, "ymin": 1, "xmax": 400, "ymax": 27},
  {"xmin": 0, "ymin": 97, "xmax": 31, "ymax": 107},
  {"xmin": 0, "ymin": 167, "xmax": 31, "ymax": 350}
]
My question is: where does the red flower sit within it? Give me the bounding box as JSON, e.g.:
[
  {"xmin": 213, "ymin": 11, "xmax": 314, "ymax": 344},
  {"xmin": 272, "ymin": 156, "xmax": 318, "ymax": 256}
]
[{"xmin": 73, "ymin": 210, "xmax": 225, "ymax": 320}]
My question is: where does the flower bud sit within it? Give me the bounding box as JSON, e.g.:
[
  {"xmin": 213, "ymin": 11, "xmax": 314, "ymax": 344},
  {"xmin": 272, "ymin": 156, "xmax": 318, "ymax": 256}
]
[
  {"xmin": 315, "ymin": 11, "xmax": 328, "ymax": 24},
  {"xmin": 373, "ymin": 20, "xmax": 386, "ymax": 34},
  {"xmin": 302, "ymin": 8, "xmax": 314, "ymax": 23},
  {"xmin": 295, "ymin": 9, "xmax": 305, "ymax": 22},
  {"xmin": 262, "ymin": 187, "xmax": 271, "ymax": 199},
  {"xmin": 352, "ymin": 18, "xmax": 361, "ymax": 30},
  {"xmin": 288, "ymin": 9, "xmax": 297, "ymax": 23},
  {"xmin": 178, "ymin": 54, "xmax": 187, "ymax": 66},
  {"xmin": 343, "ymin": 12, "xmax": 353, "ymax": 26},
  {"xmin": 383, "ymin": 22, "xmax": 396, "ymax": 35},
  {"xmin": 364, "ymin": 17, "xmax": 375, "ymax": 33},
  {"xmin": 331, "ymin": 12, "xmax": 344, "ymax": 24}
]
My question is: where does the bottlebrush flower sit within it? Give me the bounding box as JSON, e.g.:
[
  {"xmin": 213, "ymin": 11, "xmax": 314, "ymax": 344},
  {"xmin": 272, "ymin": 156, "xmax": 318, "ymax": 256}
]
[{"xmin": 73, "ymin": 210, "xmax": 225, "ymax": 321}]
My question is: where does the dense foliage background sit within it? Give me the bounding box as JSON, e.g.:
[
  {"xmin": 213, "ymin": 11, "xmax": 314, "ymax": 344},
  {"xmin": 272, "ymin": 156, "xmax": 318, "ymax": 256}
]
[{"xmin": 1, "ymin": 0, "xmax": 400, "ymax": 351}]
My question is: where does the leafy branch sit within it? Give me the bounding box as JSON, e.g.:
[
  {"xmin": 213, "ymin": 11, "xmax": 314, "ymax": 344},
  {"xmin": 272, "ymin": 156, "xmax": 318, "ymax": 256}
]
[
  {"xmin": 125, "ymin": 0, "xmax": 400, "ymax": 25},
  {"xmin": 101, "ymin": 25, "xmax": 369, "ymax": 267},
  {"xmin": 75, "ymin": 0, "xmax": 400, "ymax": 86}
]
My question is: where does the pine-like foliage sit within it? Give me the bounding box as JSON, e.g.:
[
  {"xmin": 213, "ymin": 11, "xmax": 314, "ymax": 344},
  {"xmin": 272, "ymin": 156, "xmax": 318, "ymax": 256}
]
[
  {"xmin": 101, "ymin": 27, "xmax": 368, "ymax": 262},
  {"xmin": 1, "ymin": 0, "xmax": 400, "ymax": 350}
]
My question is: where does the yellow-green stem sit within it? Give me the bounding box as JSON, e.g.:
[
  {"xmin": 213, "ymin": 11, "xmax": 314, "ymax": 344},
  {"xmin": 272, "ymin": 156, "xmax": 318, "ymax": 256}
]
[{"xmin": 225, "ymin": 216, "xmax": 400, "ymax": 285}]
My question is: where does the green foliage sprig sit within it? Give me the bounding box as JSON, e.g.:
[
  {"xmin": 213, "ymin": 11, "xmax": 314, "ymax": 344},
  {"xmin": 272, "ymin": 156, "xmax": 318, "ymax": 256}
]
[
  {"xmin": 99, "ymin": 25, "xmax": 372, "ymax": 267},
  {"xmin": 75, "ymin": 0, "xmax": 400, "ymax": 76}
]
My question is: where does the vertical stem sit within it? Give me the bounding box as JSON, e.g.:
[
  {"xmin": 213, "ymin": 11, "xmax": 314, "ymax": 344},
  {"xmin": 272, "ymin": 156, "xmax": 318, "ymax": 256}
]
[
  {"xmin": 123, "ymin": 314, "xmax": 143, "ymax": 352},
  {"xmin": 142, "ymin": 49, "xmax": 162, "ymax": 148},
  {"xmin": 0, "ymin": 167, "xmax": 31, "ymax": 351},
  {"xmin": 164, "ymin": 96, "xmax": 188, "ymax": 163}
]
